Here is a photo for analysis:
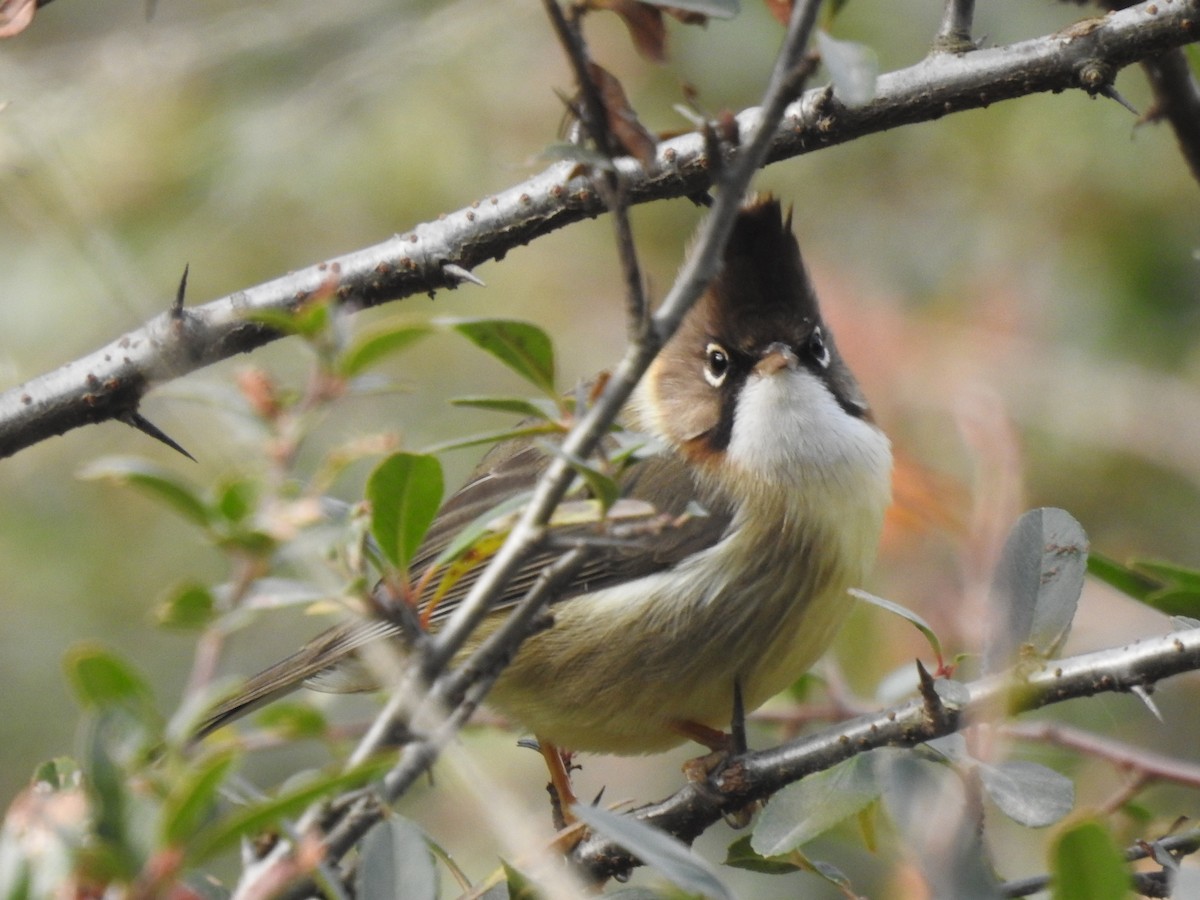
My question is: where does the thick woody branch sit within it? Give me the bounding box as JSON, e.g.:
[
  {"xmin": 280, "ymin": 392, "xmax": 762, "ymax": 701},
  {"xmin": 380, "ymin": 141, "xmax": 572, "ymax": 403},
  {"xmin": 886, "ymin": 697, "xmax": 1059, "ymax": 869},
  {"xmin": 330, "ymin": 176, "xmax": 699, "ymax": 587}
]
[
  {"xmin": 572, "ymin": 627, "xmax": 1200, "ymax": 880},
  {"xmin": 1, "ymin": 0, "xmax": 1196, "ymax": 458}
]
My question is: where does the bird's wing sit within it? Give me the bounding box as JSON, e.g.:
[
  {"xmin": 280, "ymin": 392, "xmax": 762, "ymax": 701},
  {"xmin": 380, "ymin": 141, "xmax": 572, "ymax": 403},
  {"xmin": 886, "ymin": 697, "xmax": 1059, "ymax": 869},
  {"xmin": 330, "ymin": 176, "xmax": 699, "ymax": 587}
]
[
  {"xmin": 196, "ymin": 434, "xmax": 733, "ymax": 738},
  {"xmin": 410, "ymin": 436, "xmax": 735, "ymax": 626}
]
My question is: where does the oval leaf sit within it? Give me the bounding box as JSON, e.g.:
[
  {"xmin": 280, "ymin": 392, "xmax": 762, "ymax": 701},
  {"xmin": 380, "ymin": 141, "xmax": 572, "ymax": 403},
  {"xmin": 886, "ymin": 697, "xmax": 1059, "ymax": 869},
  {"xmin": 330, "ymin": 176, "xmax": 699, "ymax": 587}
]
[
  {"xmin": 979, "ymin": 761, "xmax": 1074, "ymax": 828},
  {"xmin": 161, "ymin": 750, "xmax": 238, "ymax": 848},
  {"xmin": 367, "ymin": 452, "xmax": 444, "ymax": 571},
  {"xmin": 752, "ymin": 753, "xmax": 882, "ymax": 856},
  {"xmin": 78, "ymin": 457, "xmax": 211, "ymax": 527},
  {"xmin": 572, "ymin": 804, "xmax": 734, "ymax": 900},
  {"xmin": 985, "ymin": 508, "xmax": 1088, "ymax": 673},
  {"xmin": 448, "ymin": 319, "xmax": 556, "ymax": 396},
  {"xmin": 65, "ymin": 645, "xmax": 154, "ymax": 713},
  {"xmin": 155, "ymin": 582, "xmax": 216, "ymax": 630},
  {"xmin": 357, "ymin": 818, "xmax": 438, "ymax": 900},
  {"xmin": 340, "ymin": 322, "xmax": 434, "ymax": 377},
  {"xmin": 1050, "ymin": 819, "xmax": 1129, "ymax": 900}
]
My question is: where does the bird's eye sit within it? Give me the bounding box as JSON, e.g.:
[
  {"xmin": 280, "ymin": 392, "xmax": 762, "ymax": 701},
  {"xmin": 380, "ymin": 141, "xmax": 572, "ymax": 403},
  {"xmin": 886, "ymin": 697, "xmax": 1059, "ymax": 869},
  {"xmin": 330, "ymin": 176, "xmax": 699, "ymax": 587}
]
[
  {"xmin": 808, "ymin": 326, "xmax": 831, "ymax": 368},
  {"xmin": 704, "ymin": 342, "xmax": 730, "ymax": 387}
]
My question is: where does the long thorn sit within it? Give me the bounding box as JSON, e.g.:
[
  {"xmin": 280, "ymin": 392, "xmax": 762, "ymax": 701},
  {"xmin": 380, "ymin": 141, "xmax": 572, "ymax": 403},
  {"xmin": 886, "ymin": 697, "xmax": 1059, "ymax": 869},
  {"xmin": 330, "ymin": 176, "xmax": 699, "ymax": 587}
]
[{"xmin": 120, "ymin": 410, "xmax": 196, "ymax": 461}]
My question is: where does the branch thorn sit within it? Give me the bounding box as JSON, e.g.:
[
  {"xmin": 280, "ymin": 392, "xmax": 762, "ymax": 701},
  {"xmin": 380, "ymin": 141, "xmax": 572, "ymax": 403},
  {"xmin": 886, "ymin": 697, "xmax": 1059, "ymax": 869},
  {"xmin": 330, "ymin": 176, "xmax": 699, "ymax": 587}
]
[
  {"xmin": 1131, "ymin": 684, "xmax": 1164, "ymax": 722},
  {"xmin": 119, "ymin": 410, "xmax": 196, "ymax": 461},
  {"xmin": 442, "ymin": 263, "xmax": 485, "ymax": 289},
  {"xmin": 1099, "ymin": 84, "xmax": 1140, "ymax": 117},
  {"xmin": 171, "ymin": 264, "xmax": 189, "ymax": 319},
  {"xmin": 916, "ymin": 658, "xmax": 949, "ymax": 726}
]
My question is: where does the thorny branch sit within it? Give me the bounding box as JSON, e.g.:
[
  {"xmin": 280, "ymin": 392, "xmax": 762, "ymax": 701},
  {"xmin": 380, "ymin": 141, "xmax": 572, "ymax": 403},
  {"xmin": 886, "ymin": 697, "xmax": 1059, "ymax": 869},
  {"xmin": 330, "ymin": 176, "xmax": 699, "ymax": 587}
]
[
  {"xmin": 1, "ymin": 0, "xmax": 1197, "ymax": 458},
  {"xmin": 572, "ymin": 627, "xmax": 1200, "ymax": 881}
]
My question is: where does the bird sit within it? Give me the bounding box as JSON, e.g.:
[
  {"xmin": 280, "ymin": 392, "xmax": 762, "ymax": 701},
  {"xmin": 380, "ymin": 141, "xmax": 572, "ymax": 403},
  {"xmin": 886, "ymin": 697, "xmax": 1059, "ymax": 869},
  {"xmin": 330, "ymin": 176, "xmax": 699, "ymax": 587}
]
[{"xmin": 197, "ymin": 196, "xmax": 893, "ymax": 808}]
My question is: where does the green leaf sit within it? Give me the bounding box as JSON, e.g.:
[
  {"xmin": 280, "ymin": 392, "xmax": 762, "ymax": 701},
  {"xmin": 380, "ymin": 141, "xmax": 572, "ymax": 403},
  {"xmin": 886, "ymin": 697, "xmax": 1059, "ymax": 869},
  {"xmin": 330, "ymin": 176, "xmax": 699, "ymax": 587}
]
[
  {"xmin": 449, "ymin": 319, "xmax": 556, "ymax": 396},
  {"xmin": 357, "ymin": 818, "xmax": 438, "ymax": 900},
  {"xmin": 1088, "ymin": 554, "xmax": 1200, "ymax": 616},
  {"xmin": 253, "ymin": 702, "xmax": 329, "ymax": 740},
  {"xmin": 449, "ymin": 395, "xmax": 558, "ymax": 420},
  {"xmin": 78, "ymin": 457, "xmax": 211, "ymax": 527},
  {"xmin": 978, "ymin": 760, "xmax": 1074, "ymax": 828},
  {"xmin": 500, "ymin": 861, "xmax": 538, "ymax": 900},
  {"xmin": 850, "ymin": 589, "xmax": 943, "ymax": 664},
  {"xmin": 31, "ymin": 757, "xmax": 79, "ymax": 790},
  {"xmin": 985, "ymin": 508, "xmax": 1088, "ymax": 673},
  {"xmin": 536, "ymin": 440, "xmax": 620, "ymax": 511},
  {"xmin": 161, "ymin": 750, "xmax": 238, "ymax": 848},
  {"xmin": 81, "ymin": 712, "xmax": 141, "ymax": 879},
  {"xmin": 1086, "ymin": 553, "xmax": 1160, "ymax": 602},
  {"xmin": 724, "ymin": 835, "xmax": 803, "ymax": 875},
  {"xmin": 65, "ymin": 645, "xmax": 154, "ymax": 713},
  {"xmin": 571, "ymin": 804, "xmax": 734, "ymax": 900},
  {"xmin": 217, "ymin": 478, "xmax": 256, "ymax": 524},
  {"xmin": 241, "ymin": 307, "xmax": 307, "ymax": 335},
  {"xmin": 1050, "ymin": 819, "xmax": 1130, "ymax": 900},
  {"xmin": 190, "ymin": 757, "xmax": 392, "ymax": 862},
  {"xmin": 367, "ymin": 452, "xmax": 444, "ymax": 571},
  {"xmin": 752, "ymin": 753, "xmax": 882, "ymax": 856},
  {"xmin": 155, "ymin": 582, "xmax": 217, "ymax": 630},
  {"xmin": 340, "ymin": 322, "xmax": 434, "ymax": 377}
]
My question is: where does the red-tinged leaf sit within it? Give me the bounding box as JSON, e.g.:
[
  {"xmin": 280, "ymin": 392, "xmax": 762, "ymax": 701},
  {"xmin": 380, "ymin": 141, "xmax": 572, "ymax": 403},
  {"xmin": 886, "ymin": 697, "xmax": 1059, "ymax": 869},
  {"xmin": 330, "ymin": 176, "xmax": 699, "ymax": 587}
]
[
  {"xmin": 587, "ymin": 62, "xmax": 658, "ymax": 166},
  {"xmin": 591, "ymin": 0, "xmax": 668, "ymax": 63},
  {"xmin": 763, "ymin": 0, "xmax": 791, "ymax": 25},
  {"xmin": 0, "ymin": 0, "xmax": 36, "ymax": 37}
]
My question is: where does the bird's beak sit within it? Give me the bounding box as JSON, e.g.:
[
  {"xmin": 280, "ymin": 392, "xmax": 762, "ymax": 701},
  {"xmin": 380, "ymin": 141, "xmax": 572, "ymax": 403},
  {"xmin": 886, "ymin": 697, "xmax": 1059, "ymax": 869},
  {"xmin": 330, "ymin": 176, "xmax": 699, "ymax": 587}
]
[{"xmin": 754, "ymin": 342, "xmax": 800, "ymax": 377}]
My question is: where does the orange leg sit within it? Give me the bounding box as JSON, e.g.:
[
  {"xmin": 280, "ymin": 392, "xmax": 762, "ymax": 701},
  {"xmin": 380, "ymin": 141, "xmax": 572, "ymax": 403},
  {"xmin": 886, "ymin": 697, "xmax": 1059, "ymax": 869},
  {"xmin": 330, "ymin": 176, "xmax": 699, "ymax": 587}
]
[
  {"xmin": 538, "ymin": 739, "xmax": 579, "ymax": 830},
  {"xmin": 672, "ymin": 718, "xmax": 756, "ymax": 828}
]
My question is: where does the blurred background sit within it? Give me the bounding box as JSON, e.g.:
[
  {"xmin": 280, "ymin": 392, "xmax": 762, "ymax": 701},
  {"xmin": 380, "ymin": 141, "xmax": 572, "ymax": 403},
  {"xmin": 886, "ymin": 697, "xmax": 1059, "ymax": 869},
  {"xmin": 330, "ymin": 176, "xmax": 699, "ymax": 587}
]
[{"xmin": 2, "ymin": 0, "xmax": 1199, "ymax": 895}]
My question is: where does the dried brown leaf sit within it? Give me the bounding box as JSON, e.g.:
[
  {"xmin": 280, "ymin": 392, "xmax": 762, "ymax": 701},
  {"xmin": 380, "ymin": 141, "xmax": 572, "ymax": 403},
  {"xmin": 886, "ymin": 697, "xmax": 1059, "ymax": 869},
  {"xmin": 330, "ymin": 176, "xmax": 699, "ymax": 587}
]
[
  {"xmin": 590, "ymin": 0, "xmax": 668, "ymax": 63},
  {"xmin": 763, "ymin": 0, "xmax": 792, "ymax": 26},
  {"xmin": 587, "ymin": 62, "xmax": 658, "ymax": 166}
]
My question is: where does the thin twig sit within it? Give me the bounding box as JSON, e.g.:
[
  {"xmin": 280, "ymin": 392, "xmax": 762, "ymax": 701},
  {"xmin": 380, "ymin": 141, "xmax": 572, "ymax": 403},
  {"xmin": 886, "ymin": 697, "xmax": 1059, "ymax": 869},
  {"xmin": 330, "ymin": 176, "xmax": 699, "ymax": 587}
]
[
  {"xmin": 935, "ymin": 0, "xmax": 976, "ymax": 53},
  {"xmin": 540, "ymin": 0, "xmax": 651, "ymax": 337},
  {"xmin": 1005, "ymin": 720, "xmax": 1200, "ymax": 790}
]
